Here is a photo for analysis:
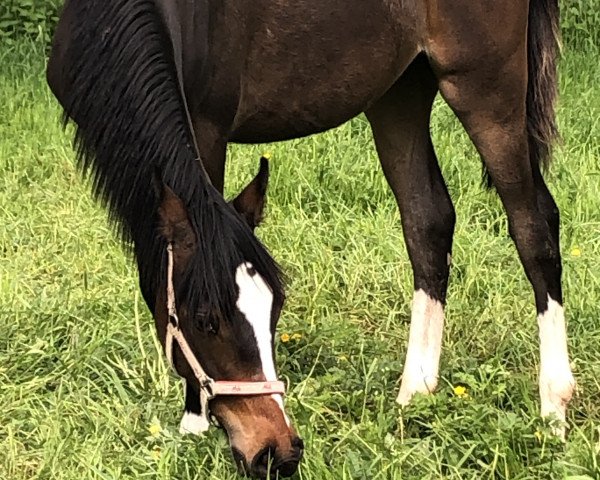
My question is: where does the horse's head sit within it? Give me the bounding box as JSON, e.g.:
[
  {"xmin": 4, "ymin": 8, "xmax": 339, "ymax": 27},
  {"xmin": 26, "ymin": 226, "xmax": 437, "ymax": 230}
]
[{"xmin": 152, "ymin": 158, "xmax": 302, "ymax": 478}]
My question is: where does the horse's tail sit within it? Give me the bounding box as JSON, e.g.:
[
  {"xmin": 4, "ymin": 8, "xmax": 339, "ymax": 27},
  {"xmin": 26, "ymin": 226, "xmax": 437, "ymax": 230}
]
[{"xmin": 526, "ymin": 0, "xmax": 561, "ymax": 171}]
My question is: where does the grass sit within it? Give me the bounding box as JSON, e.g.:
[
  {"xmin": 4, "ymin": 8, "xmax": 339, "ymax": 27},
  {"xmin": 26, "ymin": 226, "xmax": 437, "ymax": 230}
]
[{"xmin": 0, "ymin": 36, "xmax": 599, "ymax": 480}]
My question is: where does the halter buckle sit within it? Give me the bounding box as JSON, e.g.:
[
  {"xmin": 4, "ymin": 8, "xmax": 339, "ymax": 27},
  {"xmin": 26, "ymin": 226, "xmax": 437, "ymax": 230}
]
[
  {"xmin": 168, "ymin": 313, "xmax": 179, "ymax": 328},
  {"xmin": 199, "ymin": 377, "xmax": 215, "ymax": 399}
]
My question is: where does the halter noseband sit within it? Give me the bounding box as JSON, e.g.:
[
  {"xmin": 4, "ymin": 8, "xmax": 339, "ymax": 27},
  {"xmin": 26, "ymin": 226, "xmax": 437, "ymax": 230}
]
[{"xmin": 164, "ymin": 243, "xmax": 286, "ymax": 428}]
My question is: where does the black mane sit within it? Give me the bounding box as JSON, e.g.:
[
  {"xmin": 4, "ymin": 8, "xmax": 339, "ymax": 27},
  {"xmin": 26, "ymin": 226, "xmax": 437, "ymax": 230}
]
[{"xmin": 56, "ymin": 0, "xmax": 284, "ymax": 325}]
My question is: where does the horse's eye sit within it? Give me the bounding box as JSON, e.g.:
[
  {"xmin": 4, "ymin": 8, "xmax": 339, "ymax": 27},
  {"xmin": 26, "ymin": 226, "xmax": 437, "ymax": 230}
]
[
  {"xmin": 195, "ymin": 307, "xmax": 220, "ymax": 336},
  {"xmin": 207, "ymin": 322, "xmax": 219, "ymax": 335}
]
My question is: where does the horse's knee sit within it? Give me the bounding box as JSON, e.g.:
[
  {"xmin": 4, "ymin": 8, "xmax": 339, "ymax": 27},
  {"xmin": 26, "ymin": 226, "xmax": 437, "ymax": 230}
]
[{"xmin": 405, "ymin": 204, "xmax": 455, "ymax": 290}]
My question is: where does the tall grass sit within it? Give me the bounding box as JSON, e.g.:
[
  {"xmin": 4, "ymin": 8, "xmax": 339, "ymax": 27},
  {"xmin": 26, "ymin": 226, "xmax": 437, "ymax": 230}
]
[{"xmin": 1, "ymin": 32, "xmax": 599, "ymax": 480}]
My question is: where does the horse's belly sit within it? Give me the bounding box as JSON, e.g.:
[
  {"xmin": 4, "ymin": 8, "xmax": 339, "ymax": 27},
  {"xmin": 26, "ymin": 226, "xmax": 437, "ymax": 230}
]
[
  {"xmin": 230, "ymin": 79, "xmax": 393, "ymax": 143},
  {"xmin": 228, "ymin": 1, "xmax": 420, "ymax": 143}
]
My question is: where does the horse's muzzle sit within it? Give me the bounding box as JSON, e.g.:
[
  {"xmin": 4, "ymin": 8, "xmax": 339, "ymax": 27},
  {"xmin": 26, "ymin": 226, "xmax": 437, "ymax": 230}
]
[{"xmin": 232, "ymin": 436, "xmax": 304, "ymax": 478}]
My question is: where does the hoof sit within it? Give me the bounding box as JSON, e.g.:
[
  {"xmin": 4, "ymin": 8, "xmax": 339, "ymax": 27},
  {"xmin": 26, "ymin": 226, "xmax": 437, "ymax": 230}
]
[{"xmin": 396, "ymin": 375, "xmax": 438, "ymax": 406}]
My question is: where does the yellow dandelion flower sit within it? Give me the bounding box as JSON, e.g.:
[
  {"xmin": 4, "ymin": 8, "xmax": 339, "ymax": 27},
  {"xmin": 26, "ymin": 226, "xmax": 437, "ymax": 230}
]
[
  {"xmin": 148, "ymin": 422, "xmax": 162, "ymax": 437},
  {"xmin": 262, "ymin": 152, "xmax": 272, "ymax": 160},
  {"xmin": 291, "ymin": 333, "xmax": 302, "ymax": 341},
  {"xmin": 534, "ymin": 430, "xmax": 543, "ymax": 442},
  {"xmin": 338, "ymin": 355, "xmax": 348, "ymax": 362},
  {"xmin": 150, "ymin": 446, "xmax": 161, "ymax": 460},
  {"xmin": 281, "ymin": 333, "xmax": 290, "ymax": 343},
  {"xmin": 453, "ymin": 385, "xmax": 468, "ymax": 397},
  {"xmin": 570, "ymin": 247, "xmax": 581, "ymax": 257}
]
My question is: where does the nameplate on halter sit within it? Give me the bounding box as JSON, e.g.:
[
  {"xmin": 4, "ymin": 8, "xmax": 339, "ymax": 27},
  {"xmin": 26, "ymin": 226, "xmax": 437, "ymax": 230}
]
[{"xmin": 211, "ymin": 381, "xmax": 286, "ymax": 396}]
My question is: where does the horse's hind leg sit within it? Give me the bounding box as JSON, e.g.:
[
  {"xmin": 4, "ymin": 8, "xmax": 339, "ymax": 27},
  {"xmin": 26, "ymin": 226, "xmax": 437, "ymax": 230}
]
[
  {"xmin": 366, "ymin": 56, "xmax": 456, "ymax": 405},
  {"xmin": 431, "ymin": 15, "xmax": 574, "ymax": 435}
]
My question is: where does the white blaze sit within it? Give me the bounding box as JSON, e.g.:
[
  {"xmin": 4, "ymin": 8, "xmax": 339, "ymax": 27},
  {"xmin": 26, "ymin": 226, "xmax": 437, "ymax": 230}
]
[
  {"xmin": 538, "ymin": 295, "xmax": 575, "ymax": 438},
  {"xmin": 397, "ymin": 289, "xmax": 445, "ymax": 406},
  {"xmin": 235, "ymin": 262, "xmax": 289, "ymax": 425}
]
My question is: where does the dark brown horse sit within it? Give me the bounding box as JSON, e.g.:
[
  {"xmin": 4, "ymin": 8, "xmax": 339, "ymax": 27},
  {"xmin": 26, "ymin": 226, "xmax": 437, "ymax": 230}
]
[{"xmin": 47, "ymin": 0, "xmax": 573, "ymax": 477}]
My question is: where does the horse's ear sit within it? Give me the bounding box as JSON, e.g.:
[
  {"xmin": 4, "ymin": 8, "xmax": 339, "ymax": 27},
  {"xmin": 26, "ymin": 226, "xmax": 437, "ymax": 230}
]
[
  {"xmin": 153, "ymin": 172, "xmax": 196, "ymax": 248},
  {"xmin": 232, "ymin": 157, "xmax": 269, "ymax": 231}
]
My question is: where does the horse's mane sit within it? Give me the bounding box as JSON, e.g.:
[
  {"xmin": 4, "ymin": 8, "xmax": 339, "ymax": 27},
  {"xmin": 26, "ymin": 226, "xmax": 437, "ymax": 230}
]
[{"xmin": 57, "ymin": 0, "xmax": 284, "ymax": 325}]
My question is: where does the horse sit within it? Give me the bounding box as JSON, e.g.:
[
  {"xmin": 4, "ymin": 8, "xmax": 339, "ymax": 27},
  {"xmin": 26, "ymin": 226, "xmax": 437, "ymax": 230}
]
[{"xmin": 47, "ymin": 0, "xmax": 574, "ymax": 478}]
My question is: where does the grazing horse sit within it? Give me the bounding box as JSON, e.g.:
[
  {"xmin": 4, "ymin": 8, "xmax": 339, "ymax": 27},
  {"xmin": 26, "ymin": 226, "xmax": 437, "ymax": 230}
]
[{"xmin": 47, "ymin": 0, "xmax": 574, "ymax": 477}]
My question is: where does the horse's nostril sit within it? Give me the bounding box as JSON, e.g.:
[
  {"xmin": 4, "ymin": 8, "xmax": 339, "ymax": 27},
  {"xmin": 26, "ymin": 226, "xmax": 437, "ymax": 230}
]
[
  {"xmin": 252, "ymin": 444, "xmax": 277, "ymax": 475},
  {"xmin": 231, "ymin": 447, "xmax": 247, "ymax": 473},
  {"xmin": 291, "ymin": 436, "xmax": 304, "ymax": 454},
  {"xmin": 276, "ymin": 458, "xmax": 300, "ymax": 477},
  {"xmin": 250, "ymin": 440, "xmax": 303, "ymax": 478}
]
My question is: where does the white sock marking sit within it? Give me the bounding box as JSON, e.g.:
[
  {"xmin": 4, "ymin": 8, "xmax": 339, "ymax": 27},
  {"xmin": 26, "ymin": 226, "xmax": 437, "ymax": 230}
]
[
  {"xmin": 179, "ymin": 411, "xmax": 210, "ymax": 436},
  {"xmin": 235, "ymin": 263, "xmax": 290, "ymax": 426},
  {"xmin": 538, "ymin": 296, "xmax": 575, "ymax": 437},
  {"xmin": 397, "ymin": 289, "xmax": 445, "ymax": 406}
]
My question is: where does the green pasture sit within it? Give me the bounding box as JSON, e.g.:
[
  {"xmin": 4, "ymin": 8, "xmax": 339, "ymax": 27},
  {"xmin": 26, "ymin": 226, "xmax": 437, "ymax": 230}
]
[{"xmin": 0, "ymin": 34, "xmax": 599, "ymax": 479}]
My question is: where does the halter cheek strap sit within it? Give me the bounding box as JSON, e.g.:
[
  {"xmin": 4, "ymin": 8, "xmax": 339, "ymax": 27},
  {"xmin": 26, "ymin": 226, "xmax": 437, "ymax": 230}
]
[{"xmin": 164, "ymin": 243, "xmax": 286, "ymax": 429}]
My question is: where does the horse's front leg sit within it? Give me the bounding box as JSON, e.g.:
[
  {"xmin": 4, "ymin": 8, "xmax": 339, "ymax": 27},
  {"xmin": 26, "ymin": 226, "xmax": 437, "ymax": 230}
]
[
  {"xmin": 366, "ymin": 56, "xmax": 456, "ymax": 405},
  {"xmin": 180, "ymin": 381, "xmax": 210, "ymax": 435},
  {"xmin": 191, "ymin": 117, "xmax": 229, "ymax": 193}
]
